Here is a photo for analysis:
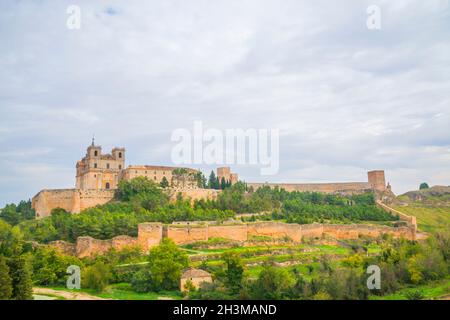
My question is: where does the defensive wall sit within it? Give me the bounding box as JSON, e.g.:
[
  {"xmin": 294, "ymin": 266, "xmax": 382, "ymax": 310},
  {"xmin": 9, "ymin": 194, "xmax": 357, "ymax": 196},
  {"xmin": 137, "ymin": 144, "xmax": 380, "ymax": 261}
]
[
  {"xmin": 32, "ymin": 188, "xmax": 220, "ymax": 219},
  {"xmin": 247, "ymin": 182, "xmax": 372, "ymax": 194},
  {"xmin": 32, "ymin": 189, "xmax": 116, "ymax": 218},
  {"xmin": 48, "ymin": 221, "xmax": 416, "ymax": 258}
]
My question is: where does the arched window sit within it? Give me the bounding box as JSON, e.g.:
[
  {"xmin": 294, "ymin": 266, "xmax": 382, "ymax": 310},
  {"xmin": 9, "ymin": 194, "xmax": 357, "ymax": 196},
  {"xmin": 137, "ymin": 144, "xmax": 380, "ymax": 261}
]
[
  {"xmin": 105, "ymin": 182, "xmax": 110, "ymax": 189},
  {"xmin": 119, "ymin": 165, "xmax": 122, "ymax": 170},
  {"xmin": 94, "ymin": 163, "xmax": 97, "ymax": 168},
  {"xmin": 119, "ymin": 152, "xmax": 122, "ymax": 158},
  {"xmin": 94, "ymin": 150, "xmax": 98, "ymax": 156},
  {"xmin": 106, "ymin": 163, "xmax": 110, "ymax": 169}
]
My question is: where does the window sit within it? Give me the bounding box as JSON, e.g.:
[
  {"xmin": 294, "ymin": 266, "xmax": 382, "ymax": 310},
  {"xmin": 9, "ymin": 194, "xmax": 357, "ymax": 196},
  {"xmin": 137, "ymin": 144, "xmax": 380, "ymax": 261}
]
[
  {"xmin": 105, "ymin": 182, "xmax": 110, "ymax": 189},
  {"xmin": 94, "ymin": 163, "xmax": 97, "ymax": 168},
  {"xmin": 107, "ymin": 163, "xmax": 110, "ymax": 169},
  {"xmin": 145, "ymin": 171, "xmax": 147, "ymax": 174},
  {"xmin": 154, "ymin": 176, "xmax": 157, "ymax": 180},
  {"xmin": 94, "ymin": 150, "xmax": 98, "ymax": 156},
  {"xmin": 119, "ymin": 152, "xmax": 122, "ymax": 158},
  {"xmin": 119, "ymin": 165, "xmax": 122, "ymax": 170}
]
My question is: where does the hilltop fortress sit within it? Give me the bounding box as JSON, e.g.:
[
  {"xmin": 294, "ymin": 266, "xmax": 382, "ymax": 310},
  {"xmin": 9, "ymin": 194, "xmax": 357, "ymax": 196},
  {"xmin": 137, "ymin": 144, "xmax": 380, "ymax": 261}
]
[{"xmin": 32, "ymin": 141, "xmax": 393, "ymax": 218}]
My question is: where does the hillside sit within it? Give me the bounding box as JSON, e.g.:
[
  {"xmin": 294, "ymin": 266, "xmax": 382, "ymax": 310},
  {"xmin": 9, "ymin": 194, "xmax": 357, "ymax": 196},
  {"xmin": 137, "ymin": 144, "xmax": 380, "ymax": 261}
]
[{"xmin": 394, "ymin": 186, "xmax": 450, "ymax": 233}]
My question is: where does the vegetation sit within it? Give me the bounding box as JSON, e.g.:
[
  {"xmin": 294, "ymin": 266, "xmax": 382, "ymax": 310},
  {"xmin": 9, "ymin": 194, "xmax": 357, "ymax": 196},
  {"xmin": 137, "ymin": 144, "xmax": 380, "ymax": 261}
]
[
  {"xmin": 131, "ymin": 239, "xmax": 188, "ymax": 292},
  {"xmin": 419, "ymin": 183, "xmax": 429, "ymax": 190},
  {"xmin": 0, "ymin": 200, "xmax": 35, "ymax": 225}
]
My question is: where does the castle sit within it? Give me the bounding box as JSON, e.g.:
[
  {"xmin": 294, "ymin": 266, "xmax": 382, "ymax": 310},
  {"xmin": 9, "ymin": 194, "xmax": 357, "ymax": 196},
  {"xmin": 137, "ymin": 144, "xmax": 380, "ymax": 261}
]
[
  {"xmin": 75, "ymin": 139, "xmax": 200, "ymax": 190},
  {"xmin": 32, "ymin": 141, "xmax": 391, "ymax": 218}
]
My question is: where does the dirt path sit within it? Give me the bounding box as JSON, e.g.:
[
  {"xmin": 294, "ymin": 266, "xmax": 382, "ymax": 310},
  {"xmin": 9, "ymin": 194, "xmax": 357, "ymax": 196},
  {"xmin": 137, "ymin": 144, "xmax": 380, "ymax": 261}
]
[{"xmin": 33, "ymin": 287, "xmax": 109, "ymax": 300}]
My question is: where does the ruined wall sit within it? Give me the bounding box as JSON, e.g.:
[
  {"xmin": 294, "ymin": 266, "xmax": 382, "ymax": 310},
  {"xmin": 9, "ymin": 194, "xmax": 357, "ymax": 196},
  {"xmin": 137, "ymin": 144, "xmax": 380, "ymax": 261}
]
[
  {"xmin": 48, "ymin": 240, "xmax": 76, "ymax": 256},
  {"xmin": 300, "ymin": 224, "xmax": 324, "ymax": 239},
  {"xmin": 32, "ymin": 189, "xmax": 115, "ymax": 219},
  {"xmin": 208, "ymin": 224, "xmax": 248, "ymax": 241},
  {"xmin": 376, "ymin": 201, "xmax": 417, "ymax": 232},
  {"xmin": 322, "ymin": 224, "xmax": 415, "ymax": 241},
  {"xmin": 76, "ymin": 236, "xmax": 113, "ymax": 258},
  {"xmin": 247, "ymin": 182, "xmax": 371, "ymax": 194},
  {"xmin": 137, "ymin": 223, "xmax": 163, "ymax": 251},
  {"xmin": 167, "ymin": 225, "xmax": 209, "ymax": 245},
  {"xmin": 51, "ymin": 218, "xmax": 415, "ymax": 257},
  {"xmin": 247, "ymin": 222, "xmax": 302, "ymax": 242}
]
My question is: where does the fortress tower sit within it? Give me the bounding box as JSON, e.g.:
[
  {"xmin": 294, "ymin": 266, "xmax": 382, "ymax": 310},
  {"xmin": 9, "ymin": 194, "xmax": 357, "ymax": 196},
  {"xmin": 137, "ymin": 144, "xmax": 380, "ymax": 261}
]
[
  {"xmin": 217, "ymin": 167, "xmax": 239, "ymax": 185},
  {"xmin": 75, "ymin": 140, "xmax": 125, "ymax": 190},
  {"xmin": 367, "ymin": 170, "xmax": 386, "ymax": 192}
]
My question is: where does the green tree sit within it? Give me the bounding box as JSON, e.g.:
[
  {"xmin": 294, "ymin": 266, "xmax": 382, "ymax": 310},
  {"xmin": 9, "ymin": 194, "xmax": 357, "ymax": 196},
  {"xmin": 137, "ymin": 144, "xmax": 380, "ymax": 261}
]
[
  {"xmin": 83, "ymin": 262, "xmax": 112, "ymax": 292},
  {"xmin": 116, "ymin": 177, "xmax": 169, "ymax": 210},
  {"xmin": 419, "ymin": 183, "xmax": 429, "ymax": 190},
  {"xmin": 0, "ymin": 256, "xmax": 13, "ymax": 300},
  {"xmin": 144, "ymin": 238, "xmax": 189, "ymax": 291},
  {"xmin": 8, "ymin": 255, "xmax": 33, "ymax": 300},
  {"xmin": 220, "ymin": 177, "xmax": 227, "ymax": 190},
  {"xmin": 160, "ymin": 176, "xmax": 169, "ymax": 188},
  {"xmin": 250, "ymin": 265, "xmax": 293, "ymax": 299},
  {"xmin": 208, "ymin": 171, "xmax": 217, "ymax": 189},
  {"xmin": 222, "ymin": 252, "xmax": 244, "ymax": 294},
  {"xmin": 195, "ymin": 172, "xmax": 207, "ymax": 188}
]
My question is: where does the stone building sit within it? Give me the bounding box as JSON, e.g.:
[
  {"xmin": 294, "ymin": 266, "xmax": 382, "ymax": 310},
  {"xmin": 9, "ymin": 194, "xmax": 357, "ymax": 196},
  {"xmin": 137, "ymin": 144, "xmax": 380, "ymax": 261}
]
[
  {"xmin": 180, "ymin": 268, "xmax": 213, "ymax": 291},
  {"xmin": 76, "ymin": 139, "xmax": 125, "ymax": 190}
]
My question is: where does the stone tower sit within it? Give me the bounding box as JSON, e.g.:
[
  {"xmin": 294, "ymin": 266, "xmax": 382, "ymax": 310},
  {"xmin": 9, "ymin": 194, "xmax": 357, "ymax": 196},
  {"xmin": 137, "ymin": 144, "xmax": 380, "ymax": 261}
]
[
  {"xmin": 367, "ymin": 170, "xmax": 386, "ymax": 191},
  {"xmin": 217, "ymin": 167, "xmax": 239, "ymax": 185},
  {"xmin": 75, "ymin": 141, "xmax": 125, "ymax": 190}
]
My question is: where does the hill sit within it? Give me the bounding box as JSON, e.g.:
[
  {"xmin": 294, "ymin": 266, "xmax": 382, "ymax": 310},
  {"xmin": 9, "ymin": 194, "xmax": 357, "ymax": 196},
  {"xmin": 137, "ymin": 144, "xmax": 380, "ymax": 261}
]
[{"xmin": 394, "ymin": 186, "xmax": 450, "ymax": 233}]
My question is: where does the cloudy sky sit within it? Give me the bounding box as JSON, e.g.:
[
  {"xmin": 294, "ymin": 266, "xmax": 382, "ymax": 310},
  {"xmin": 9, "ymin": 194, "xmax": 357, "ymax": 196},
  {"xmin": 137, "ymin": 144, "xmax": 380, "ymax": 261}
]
[{"xmin": 1, "ymin": 0, "xmax": 449, "ymax": 206}]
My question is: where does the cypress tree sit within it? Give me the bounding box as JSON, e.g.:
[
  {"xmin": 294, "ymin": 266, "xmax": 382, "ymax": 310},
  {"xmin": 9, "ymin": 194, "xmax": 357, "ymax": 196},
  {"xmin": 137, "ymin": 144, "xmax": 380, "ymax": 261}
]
[
  {"xmin": 9, "ymin": 255, "xmax": 33, "ymax": 300},
  {"xmin": 221, "ymin": 177, "xmax": 226, "ymax": 190},
  {"xmin": 0, "ymin": 256, "xmax": 13, "ymax": 300}
]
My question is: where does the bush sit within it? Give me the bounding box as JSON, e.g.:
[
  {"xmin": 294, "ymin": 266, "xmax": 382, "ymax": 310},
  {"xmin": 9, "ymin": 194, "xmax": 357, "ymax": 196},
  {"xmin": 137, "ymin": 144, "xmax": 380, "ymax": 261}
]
[
  {"xmin": 404, "ymin": 289, "xmax": 424, "ymax": 300},
  {"xmin": 82, "ymin": 262, "xmax": 112, "ymax": 292}
]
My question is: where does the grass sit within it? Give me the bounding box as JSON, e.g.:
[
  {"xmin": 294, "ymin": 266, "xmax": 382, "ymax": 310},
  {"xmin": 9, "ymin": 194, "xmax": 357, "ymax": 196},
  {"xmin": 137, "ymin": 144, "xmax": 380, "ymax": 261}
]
[
  {"xmin": 393, "ymin": 205, "xmax": 450, "ymax": 233},
  {"xmin": 370, "ymin": 278, "xmax": 450, "ymax": 300},
  {"xmin": 94, "ymin": 283, "xmax": 182, "ymax": 300}
]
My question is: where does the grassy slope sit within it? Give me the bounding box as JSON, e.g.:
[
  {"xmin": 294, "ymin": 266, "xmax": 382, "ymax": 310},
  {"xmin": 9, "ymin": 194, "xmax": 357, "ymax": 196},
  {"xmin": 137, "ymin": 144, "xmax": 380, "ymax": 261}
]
[{"xmin": 393, "ymin": 204, "xmax": 450, "ymax": 233}]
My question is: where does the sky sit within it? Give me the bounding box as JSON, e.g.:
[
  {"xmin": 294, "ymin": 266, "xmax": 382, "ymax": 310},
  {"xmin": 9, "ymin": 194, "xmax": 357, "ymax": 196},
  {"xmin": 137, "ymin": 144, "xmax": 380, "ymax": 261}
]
[{"xmin": 0, "ymin": 0, "xmax": 449, "ymax": 206}]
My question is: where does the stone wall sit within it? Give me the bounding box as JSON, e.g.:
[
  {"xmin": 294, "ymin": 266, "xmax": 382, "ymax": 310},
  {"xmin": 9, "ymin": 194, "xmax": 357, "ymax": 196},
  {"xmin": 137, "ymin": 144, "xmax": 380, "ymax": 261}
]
[
  {"xmin": 247, "ymin": 182, "xmax": 371, "ymax": 194},
  {"xmin": 247, "ymin": 222, "xmax": 302, "ymax": 242},
  {"xmin": 166, "ymin": 225, "xmax": 209, "ymax": 245},
  {"xmin": 208, "ymin": 224, "xmax": 248, "ymax": 241},
  {"xmin": 32, "ymin": 189, "xmax": 115, "ymax": 219},
  {"xmin": 376, "ymin": 201, "xmax": 417, "ymax": 232},
  {"xmin": 47, "ymin": 218, "xmax": 416, "ymax": 257},
  {"xmin": 137, "ymin": 223, "xmax": 163, "ymax": 250},
  {"xmin": 32, "ymin": 188, "xmax": 219, "ymax": 219},
  {"xmin": 300, "ymin": 224, "xmax": 324, "ymax": 239}
]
